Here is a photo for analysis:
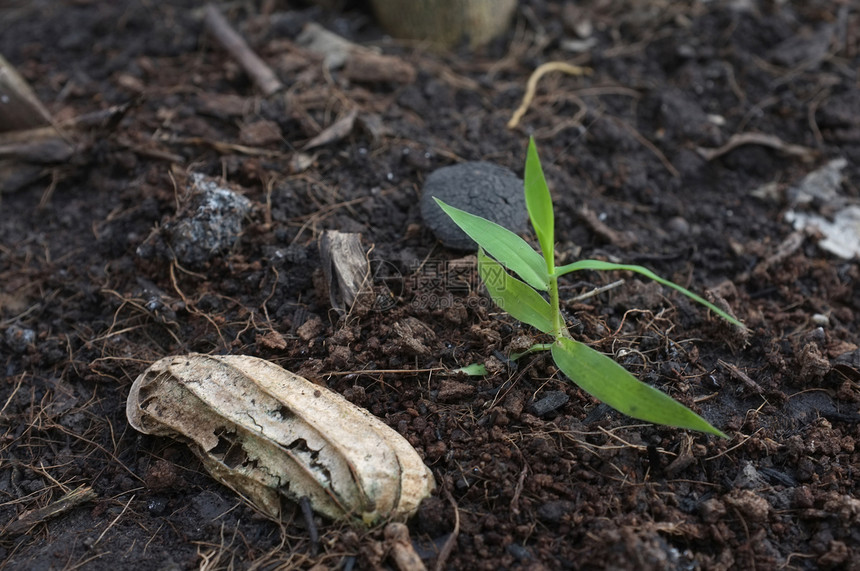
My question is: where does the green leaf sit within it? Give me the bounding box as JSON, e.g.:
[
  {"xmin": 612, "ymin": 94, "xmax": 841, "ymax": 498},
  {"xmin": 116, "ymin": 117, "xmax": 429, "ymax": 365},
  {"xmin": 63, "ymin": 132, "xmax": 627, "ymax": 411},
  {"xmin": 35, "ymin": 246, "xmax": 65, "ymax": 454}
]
[
  {"xmin": 556, "ymin": 259, "xmax": 745, "ymax": 329},
  {"xmin": 453, "ymin": 363, "xmax": 488, "ymax": 376},
  {"xmin": 434, "ymin": 198, "xmax": 549, "ymax": 291},
  {"xmin": 478, "ymin": 249, "xmax": 554, "ymax": 333},
  {"xmin": 551, "ymin": 337, "xmax": 727, "ymax": 437},
  {"xmin": 524, "ymin": 137, "xmax": 554, "ymax": 269}
]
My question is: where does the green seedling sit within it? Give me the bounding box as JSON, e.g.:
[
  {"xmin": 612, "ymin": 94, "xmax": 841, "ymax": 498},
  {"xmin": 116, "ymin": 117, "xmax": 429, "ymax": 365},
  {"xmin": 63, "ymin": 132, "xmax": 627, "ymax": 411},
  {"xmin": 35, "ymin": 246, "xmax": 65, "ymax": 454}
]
[{"xmin": 435, "ymin": 138, "xmax": 745, "ymax": 438}]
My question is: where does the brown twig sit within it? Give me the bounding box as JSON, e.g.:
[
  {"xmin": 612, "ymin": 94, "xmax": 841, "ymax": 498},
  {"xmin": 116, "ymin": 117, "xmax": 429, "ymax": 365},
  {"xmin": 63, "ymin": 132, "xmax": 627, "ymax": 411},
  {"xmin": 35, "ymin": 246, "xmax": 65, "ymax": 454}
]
[
  {"xmin": 158, "ymin": 134, "xmax": 283, "ymax": 157},
  {"xmin": 718, "ymin": 359, "xmax": 764, "ymax": 394},
  {"xmin": 753, "ymin": 231, "xmax": 804, "ymax": 276},
  {"xmin": 578, "ymin": 205, "xmax": 636, "ymax": 248},
  {"xmin": 434, "ymin": 487, "xmax": 460, "ymax": 571},
  {"xmin": 664, "ymin": 434, "xmax": 695, "ymax": 477},
  {"xmin": 697, "ymin": 132, "xmax": 817, "ymax": 162},
  {"xmin": 203, "ymin": 4, "xmax": 283, "ymax": 97},
  {"xmin": 2, "ymin": 486, "xmax": 97, "ymax": 536},
  {"xmin": 807, "ymin": 88, "xmax": 830, "ymax": 147},
  {"xmin": 509, "ymin": 464, "xmax": 528, "ymax": 515},
  {"xmin": 705, "ymin": 428, "xmax": 761, "ymax": 461},
  {"xmin": 613, "ymin": 117, "xmax": 681, "ymax": 178},
  {"xmin": 508, "ymin": 62, "xmax": 592, "ymax": 128},
  {"xmin": 92, "ymin": 494, "xmax": 135, "ymax": 548},
  {"xmin": 49, "ymin": 422, "xmax": 145, "ymax": 483}
]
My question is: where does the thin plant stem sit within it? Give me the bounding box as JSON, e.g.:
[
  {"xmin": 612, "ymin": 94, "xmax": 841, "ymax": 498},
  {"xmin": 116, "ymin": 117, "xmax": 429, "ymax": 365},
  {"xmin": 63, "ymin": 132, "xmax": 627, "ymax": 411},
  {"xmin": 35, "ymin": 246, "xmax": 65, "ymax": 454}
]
[
  {"xmin": 510, "ymin": 343, "xmax": 554, "ymax": 361},
  {"xmin": 548, "ymin": 272, "xmax": 566, "ymax": 341}
]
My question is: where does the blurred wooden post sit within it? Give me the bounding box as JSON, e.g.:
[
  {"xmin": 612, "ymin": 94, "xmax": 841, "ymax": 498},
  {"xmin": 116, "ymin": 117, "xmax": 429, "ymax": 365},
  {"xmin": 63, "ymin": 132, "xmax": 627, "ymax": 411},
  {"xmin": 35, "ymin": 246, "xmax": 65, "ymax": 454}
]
[{"xmin": 369, "ymin": 0, "xmax": 517, "ymax": 50}]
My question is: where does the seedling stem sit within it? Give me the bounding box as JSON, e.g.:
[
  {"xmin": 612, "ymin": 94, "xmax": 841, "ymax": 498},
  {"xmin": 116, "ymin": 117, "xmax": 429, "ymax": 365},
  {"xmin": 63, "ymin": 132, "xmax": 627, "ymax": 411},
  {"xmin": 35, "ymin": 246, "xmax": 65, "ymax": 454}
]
[{"xmin": 435, "ymin": 137, "xmax": 745, "ymax": 438}]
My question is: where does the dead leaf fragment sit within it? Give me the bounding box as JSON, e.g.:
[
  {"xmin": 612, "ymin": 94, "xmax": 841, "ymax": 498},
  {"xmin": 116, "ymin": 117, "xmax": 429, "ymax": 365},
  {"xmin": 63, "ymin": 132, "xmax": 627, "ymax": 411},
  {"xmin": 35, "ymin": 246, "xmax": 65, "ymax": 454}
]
[
  {"xmin": 256, "ymin": 329, "xmax": 287, "ymax": 350},
  {"xmin": 392, "ymin": 317, "xmax": 436, "ymax": 355},
  {"xmin": 723, "ymin": 490, "xmax": 770, "ymax": 523},
  {"xmin": 437, "ymin": 379, "xmax": 476, "ymax": 402},
  {"xmin": 198, "ymin": 93, "xmax": 251, "ymax": 119},
  {"xmin": 319, "ymin": 230, "xmax": 370, "ymax": 313},
  {"xmin": 239, "ymin": 119, "xmax": 282, "ymax": 146},
  {"xmin": 303, "ymin": 109, "xmax": 358, "ymax": 150},
  {"xmin": 297, "ymin": 315, "xmax": 323, "ymax": 341},
  {"xmin": 343, "ymin": 51, "xmax": 416, "ymax": 84},
  {"xmin": 126, "ymin": 354, "xmax": 435, "ymax": 523},
  {"xmin": 297, "ymin": 22, "xmax": 363, "ymax": 69}
]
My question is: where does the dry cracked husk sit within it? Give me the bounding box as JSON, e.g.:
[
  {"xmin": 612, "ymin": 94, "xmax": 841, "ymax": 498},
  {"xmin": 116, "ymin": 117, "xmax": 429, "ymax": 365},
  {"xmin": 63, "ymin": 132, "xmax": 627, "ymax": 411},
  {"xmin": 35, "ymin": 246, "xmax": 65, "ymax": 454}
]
[{"xmin": 126, "ymin": 354, "xmax": 435, "ymax": 524}]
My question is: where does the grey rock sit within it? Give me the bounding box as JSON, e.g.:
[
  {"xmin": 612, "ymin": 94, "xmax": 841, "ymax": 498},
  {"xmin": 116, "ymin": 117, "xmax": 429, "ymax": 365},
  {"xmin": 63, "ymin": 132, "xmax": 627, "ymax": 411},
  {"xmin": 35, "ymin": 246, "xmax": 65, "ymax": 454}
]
[
  {"xmin": 506, "ymin": 544, "xmax": 533, "ymax": 562},
  {"xmin": 733, "ymin": 462, "xmax": 768, "ymax": 490},
  {"xmin": 4, "ymin": 325, "xmax": 35, "ymax": 354},
  {"xmin": 420, "ymin": 162, "xmax": 526, "ymax": 250},
  {"xmin": 137, "ymin": 173, "xmax": 252, "ymax": 267}
]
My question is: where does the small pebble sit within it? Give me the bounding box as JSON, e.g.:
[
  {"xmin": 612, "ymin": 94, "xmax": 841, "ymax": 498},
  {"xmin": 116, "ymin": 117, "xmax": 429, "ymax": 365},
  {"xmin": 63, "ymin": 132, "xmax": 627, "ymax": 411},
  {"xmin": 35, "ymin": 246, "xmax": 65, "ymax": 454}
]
[
  {"xmin": 4, "ymin": 325, "xmax": 35, "ymax": 354},
  {"xmin": 666, "ymin": 216, "xmax": 690, "ymax": 235},
  {"xmin": 148, "ymin": 497, "xmax": 168, "ymax": 515},
  {"xmin": 506, "ymin": 544, "xmax": 533, "ymax": 562},
  {"xmin": 537, "ymin": 499, "xmax": 576, "ymax": 523}
]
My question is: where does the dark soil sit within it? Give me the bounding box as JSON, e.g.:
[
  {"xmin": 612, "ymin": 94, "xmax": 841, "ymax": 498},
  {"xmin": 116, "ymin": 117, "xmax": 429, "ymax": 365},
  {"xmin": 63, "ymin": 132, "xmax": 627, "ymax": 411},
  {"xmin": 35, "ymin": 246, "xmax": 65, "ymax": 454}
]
[{"xmin": 2, "ymin": 1, "xmax": 860, "ymax": 569}]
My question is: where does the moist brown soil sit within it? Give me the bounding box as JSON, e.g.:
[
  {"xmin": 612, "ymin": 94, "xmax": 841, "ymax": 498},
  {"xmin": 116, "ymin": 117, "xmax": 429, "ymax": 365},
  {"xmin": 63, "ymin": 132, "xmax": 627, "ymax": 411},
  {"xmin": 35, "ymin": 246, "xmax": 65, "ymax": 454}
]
[{"xmin": 2, "ymin": 1, "xmax": 859, "ymax": 570}]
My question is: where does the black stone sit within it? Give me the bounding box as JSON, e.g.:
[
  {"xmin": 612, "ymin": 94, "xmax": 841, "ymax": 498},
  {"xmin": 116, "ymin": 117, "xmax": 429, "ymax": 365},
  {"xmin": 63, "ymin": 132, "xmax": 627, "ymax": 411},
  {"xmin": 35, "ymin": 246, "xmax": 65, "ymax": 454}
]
[{"xmin": 420, "ymin": 162, "xmax": 526, "ymax": 250}]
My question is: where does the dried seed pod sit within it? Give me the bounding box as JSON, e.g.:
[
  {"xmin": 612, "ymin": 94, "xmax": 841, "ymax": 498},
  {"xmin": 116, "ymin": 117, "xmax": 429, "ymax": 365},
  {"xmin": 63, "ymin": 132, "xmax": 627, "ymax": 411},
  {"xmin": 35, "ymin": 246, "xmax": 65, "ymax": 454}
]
[{"xmin": 127, "ymin": 354, "xmax": 435, "ymax": 524}]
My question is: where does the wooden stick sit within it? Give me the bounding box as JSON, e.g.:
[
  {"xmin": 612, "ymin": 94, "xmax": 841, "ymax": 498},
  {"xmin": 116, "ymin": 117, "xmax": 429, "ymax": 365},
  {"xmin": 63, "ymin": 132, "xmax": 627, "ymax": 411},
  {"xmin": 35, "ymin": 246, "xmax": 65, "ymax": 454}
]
[
  {"xmin": 385, "ymin": 522, "xmax": 427, "ymax": 571},
  {"xmin": 0, "ymin": 55, "xmax": 53, "ymax": 133},
  {"xmin": 203, "ymin": 4, "xmax": 283, "ymax": 97},
  {"xmin": 434, "ymin": 487, "xmax": 460, "ymax": 571},
  {"xmin": 2, "ymin": 486, "xmax": 97, "ymax": 536}
]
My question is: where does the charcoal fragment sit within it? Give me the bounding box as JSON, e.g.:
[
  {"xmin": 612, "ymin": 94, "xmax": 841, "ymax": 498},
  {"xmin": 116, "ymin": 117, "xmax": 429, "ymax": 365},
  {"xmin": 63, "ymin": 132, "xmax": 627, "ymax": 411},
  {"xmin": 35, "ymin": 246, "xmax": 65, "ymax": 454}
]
[{"xmin": 527, "ymin": 390, "xmax": 569, "ymax": 417}]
